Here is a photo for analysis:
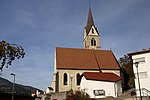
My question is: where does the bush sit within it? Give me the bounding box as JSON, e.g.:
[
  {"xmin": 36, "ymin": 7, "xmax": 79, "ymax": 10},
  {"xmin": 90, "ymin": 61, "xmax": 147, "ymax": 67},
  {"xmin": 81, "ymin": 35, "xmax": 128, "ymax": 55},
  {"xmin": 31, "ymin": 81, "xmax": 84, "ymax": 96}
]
[
  {"xmin": 68, "ymin": 91, "xmax": 90, "ymax": 100},
  {"xmin": 45, "ymin": 94, "xmax": 51, "ymax": 100}
]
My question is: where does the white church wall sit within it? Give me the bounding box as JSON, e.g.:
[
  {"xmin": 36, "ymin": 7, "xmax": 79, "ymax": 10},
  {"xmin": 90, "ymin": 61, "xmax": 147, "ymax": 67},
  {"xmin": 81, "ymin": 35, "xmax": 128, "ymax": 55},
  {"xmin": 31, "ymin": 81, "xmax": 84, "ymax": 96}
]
[
  {"xmin": 57, "ymin": 69, "xmax": 99, "ymax": 92},
  {"xmin": 52, "ymin": 68, "xmax": 121, "ymax": 92},
  {"xmin": 52, "ymin": 51, "xmax": 57, "ymax": 92}
]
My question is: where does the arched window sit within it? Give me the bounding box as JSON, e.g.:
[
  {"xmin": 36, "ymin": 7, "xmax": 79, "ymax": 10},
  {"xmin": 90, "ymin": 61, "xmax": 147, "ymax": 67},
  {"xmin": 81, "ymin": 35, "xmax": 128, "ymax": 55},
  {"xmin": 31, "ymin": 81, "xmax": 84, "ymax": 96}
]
[
  {"xmin": 91, "ymin": 38, "xmax": 96, "ymax": 46},
  {"xmin": 64, "ymin": 73, "xmax": 68, "ymax": 85},
  {"xmin": 92, "ymin": 28, "xmax": 94, "ymax": 34},
  {"xmin": 76, "ymin": 73, "xmax": 81, "ymax": 86}
]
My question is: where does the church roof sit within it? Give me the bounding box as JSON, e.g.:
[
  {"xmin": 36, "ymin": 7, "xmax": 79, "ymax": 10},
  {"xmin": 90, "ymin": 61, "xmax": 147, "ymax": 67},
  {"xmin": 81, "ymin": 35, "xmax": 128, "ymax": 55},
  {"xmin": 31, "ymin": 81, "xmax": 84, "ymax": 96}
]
[
  {"xmin": 85, "ymin": 6, "xmax": 99, "ymax": 35},
  {"xmin": 83, "ymin": 72, "xmax": 121, "ymax": 82},
  {"xmin": 56, "ymin": 47, "xmax": 120, "ymax": 70}
]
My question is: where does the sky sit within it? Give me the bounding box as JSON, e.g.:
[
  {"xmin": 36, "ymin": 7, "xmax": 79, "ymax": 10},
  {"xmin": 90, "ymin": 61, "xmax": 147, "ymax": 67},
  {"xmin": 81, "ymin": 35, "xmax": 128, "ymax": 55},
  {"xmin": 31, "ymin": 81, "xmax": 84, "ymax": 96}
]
[{"xmin": 0, "ymin": 0, "xmax": 150, "ymax": 91}]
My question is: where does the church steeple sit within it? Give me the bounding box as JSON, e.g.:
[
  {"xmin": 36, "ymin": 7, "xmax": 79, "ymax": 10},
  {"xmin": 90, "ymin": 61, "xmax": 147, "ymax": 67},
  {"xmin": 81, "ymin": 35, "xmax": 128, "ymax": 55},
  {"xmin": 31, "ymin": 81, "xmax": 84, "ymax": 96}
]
[
  {"xmin": 85, "ymin": 6, "xmax": 95, "ymax": 35},
  {"xmin": 86, "ymin": 6, "xmax": 94, "ymax": 28},
  {"xmin": 84, "ymin": 6, "xmax": 101, "ymax": 50}
]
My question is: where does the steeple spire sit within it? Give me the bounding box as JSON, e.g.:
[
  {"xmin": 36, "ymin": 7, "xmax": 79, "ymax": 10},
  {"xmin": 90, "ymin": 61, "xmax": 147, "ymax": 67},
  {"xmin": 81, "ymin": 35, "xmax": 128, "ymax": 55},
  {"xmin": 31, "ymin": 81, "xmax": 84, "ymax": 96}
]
[
  {"xmin": 85, "ymin": 6, "xmax": 95, "ymax": 34},
  {"xmin": 86, "ymin": 5, "xmax": 94, "ymax": 27}
]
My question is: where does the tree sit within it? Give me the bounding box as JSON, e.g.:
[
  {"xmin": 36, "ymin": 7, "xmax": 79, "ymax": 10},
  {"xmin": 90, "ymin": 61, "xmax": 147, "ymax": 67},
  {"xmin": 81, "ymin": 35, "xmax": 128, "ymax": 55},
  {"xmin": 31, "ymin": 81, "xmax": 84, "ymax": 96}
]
[
  {"xmin": 0, "ymin": 40, "xmax": 25, "ymax": 71},
  {"xmin": 119, "ymin": 55, "xmax": 135, "ymax": 91}
]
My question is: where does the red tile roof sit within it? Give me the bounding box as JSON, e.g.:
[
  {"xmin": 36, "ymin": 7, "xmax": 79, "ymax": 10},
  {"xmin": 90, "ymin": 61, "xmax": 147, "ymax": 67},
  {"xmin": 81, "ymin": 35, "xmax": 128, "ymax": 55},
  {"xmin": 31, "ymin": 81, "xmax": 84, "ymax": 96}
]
[
  {"xmin": 83, "ymin": 72, "xmax": 121, "ymax": 82},
  {"xmin": 56, "ymin": 47, "xmax": 120, "ymax": 70}
]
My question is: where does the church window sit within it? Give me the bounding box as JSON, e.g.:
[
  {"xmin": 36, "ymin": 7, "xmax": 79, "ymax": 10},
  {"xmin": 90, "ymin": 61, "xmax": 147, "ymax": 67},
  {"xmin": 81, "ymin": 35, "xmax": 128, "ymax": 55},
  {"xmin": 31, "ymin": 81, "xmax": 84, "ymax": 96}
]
[
  {"xmin": 92, "ymin": 28, "xmax": 94, "ymax": 34},
  {"xmin": 63, "ymin": 73, "xmax": 68, "ymax": 85},
  {"xmin": 91, "ymin": 38, "xmax": 96, "ymax": 46},
  {"xmin": 76, "ymin": 73, "xmax": 81, "ymax": 86}
]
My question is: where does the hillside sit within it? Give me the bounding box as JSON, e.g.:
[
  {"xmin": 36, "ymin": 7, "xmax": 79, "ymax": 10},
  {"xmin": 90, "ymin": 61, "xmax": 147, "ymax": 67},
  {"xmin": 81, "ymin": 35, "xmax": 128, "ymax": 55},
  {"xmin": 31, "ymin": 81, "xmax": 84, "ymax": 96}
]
[{"xmin": 0, "ymin": 77, "xmax": 44, "ymax": 96}]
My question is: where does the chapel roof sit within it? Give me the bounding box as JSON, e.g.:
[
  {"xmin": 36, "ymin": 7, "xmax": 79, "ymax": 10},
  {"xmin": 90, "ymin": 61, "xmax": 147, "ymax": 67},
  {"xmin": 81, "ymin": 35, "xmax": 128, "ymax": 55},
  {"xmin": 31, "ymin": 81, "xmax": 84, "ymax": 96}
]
[
  {"xmin": 56, "ymin": 47, "xmax": 120, "ymax": 70},
  {"xmin": 83, "ymin": 72, "xmax": 121, "ymax": 82}
]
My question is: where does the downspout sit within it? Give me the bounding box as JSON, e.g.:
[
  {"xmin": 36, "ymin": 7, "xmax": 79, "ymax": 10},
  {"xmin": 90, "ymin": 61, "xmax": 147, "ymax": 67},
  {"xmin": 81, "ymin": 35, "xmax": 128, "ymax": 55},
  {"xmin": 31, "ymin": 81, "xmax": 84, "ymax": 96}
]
[{"xmin": 114, "ymin": 83, "xmax": 117, "ymax": 97}]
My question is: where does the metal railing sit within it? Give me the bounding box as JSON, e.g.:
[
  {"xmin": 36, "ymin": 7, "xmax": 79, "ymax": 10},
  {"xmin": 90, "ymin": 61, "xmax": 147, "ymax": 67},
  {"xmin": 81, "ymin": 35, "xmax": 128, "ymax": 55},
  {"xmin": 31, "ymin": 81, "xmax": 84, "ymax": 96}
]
[
  {"xmin": 120, "ymin": 88, "xmax": 150, "ymax": 98},
  {"xmin": 141, "ymin": 88, "xmax": 150, "ymax": 99}
]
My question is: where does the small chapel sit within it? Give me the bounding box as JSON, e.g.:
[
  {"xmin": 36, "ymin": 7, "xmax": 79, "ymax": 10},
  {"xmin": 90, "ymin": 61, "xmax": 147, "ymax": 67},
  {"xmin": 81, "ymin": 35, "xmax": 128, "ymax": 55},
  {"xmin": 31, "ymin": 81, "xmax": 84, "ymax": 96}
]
[{"xmin": 52, "ymin": 6, "xmax": 122, "ymax": 98}]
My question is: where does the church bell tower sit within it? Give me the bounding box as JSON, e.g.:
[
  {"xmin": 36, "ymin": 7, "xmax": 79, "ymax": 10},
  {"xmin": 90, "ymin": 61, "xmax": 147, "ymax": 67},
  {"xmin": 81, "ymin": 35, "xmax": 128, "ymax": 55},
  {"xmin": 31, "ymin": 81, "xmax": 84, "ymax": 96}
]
[{"xmin": 84, "ymin": 6, "xmax": 100, "ymax": 50}]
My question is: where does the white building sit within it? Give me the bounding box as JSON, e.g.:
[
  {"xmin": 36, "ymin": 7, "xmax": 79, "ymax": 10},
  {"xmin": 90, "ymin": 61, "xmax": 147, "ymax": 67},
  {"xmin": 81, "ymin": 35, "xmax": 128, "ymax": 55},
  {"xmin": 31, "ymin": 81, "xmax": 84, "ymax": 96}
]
[
  {"xmin": 80, "ymin": 72, "xmax": 122, "ymax": 98},
  {"xmin": 128, "ymin": 49, "xmax": 150, "ymax": 96},
  {"xmin": 45, "ymin": 87, "xmax": 54, "ymax": 94}
]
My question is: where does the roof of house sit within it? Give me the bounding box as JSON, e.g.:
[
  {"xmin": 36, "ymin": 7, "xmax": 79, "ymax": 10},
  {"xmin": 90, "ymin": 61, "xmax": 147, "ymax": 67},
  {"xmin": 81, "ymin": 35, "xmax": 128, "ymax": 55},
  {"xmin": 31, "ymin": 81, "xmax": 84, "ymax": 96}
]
[
  {"xmin": 48, "ymin": 87, "xmax": 54, "ymax": 90},
  {"xmin": 56, "ymin": 47, "xmax": 120, "ymax": 70},
  {"xmin": 128, "ymin": 48, "xmax": 150, "ymax": 56},
  {"xmin": 83, "ymin": 72, "xmax": 121, "ymax": 82}
]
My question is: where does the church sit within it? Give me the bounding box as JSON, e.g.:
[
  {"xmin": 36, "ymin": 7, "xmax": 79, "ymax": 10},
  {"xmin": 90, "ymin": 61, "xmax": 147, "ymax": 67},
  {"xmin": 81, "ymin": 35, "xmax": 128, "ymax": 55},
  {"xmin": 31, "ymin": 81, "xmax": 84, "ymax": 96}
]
[{"xmin": 51, "ymin": 6, "xmax": 122, "ymax": 98}]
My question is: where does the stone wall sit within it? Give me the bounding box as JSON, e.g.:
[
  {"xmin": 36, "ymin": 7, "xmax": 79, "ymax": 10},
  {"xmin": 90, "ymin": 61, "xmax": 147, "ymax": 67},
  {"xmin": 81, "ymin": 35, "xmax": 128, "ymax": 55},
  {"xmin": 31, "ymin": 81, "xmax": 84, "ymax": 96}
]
[{"xmin": 51, "ymin": 92, "xmax": 67, "ymax": 100}]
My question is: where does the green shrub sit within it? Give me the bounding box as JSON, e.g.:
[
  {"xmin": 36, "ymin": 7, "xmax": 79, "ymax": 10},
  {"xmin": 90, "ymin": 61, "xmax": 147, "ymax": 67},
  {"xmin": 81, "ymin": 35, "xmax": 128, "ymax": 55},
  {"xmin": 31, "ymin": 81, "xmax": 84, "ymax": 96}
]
[{"xmin": 68, "ymin": 91, "xmax": 90, "ymax": 100}]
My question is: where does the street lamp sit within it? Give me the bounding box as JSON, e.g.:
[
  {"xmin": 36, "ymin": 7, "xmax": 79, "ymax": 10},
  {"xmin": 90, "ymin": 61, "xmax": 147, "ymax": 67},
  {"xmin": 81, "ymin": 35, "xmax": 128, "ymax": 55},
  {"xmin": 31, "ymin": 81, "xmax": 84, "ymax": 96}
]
[
  {"xmin": 134, "ymin": 62, "xmax": 142, "ymax": 100},
  {"xmin": 10, "ymin": 73, "xmax": 15, "ymax": 100}
]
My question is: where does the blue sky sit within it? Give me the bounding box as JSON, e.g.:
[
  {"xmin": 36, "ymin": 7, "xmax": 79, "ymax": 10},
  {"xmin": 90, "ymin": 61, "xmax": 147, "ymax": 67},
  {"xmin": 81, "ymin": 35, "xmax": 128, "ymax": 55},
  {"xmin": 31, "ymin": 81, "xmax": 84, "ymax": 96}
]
[{"xmin": 0, "ymin": 0, "xmax": 150, "ymax": 90}]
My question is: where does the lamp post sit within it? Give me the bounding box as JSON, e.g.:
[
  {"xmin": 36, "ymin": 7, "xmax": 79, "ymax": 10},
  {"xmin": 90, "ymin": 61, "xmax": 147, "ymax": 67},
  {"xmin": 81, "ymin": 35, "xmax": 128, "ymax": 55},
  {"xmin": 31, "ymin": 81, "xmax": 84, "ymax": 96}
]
[
  {"xmin": 134, "ymin": 62, "xmax": 142, "ymax": 100},
  {"xmin": 10, "ymin": 73, "xmax": 15, "ymax": 100}
]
